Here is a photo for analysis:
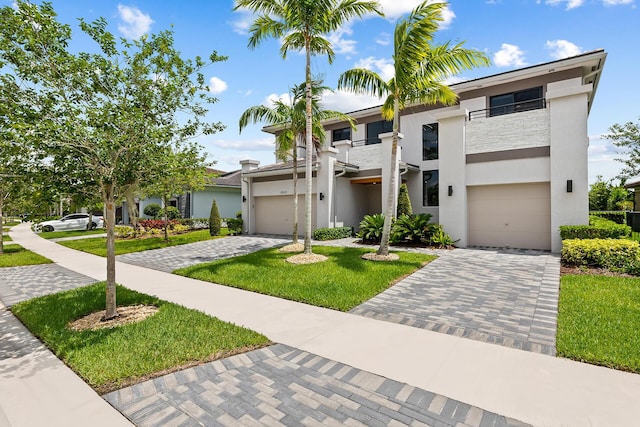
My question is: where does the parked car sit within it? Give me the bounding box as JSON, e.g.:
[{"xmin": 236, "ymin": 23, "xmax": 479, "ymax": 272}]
[{"xmin": 35, "ymin": 214, "xmax": 104, "ymax": 232}]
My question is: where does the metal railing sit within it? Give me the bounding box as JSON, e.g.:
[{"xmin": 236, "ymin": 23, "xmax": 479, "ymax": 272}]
[{"xmin": 468, "ymin": 98, "xmax": 546, "ymax": 121}]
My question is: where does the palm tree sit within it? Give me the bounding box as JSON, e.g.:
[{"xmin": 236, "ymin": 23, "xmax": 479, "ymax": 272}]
[
  {"xmin": 239, "ymin": 81, "xmax": 355, "ymax": 244},
  {"xmin": 234, "ymin": 0, "xmax": 382, "ymax": 255},
  {"xmin": 338, "ymin": 1, "xmax": 489, "ymax": 256}
]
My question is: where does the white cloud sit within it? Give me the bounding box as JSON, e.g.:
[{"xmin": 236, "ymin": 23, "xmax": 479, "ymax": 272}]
[
  {"xmin": 322, "ymin": 89, "xmax": 382, "ymax": 113},
  {"xmin": 545, "ymin": 40, "xmax": 583, "ymax": 59},
  {"xmin": 378, "ymin": 1, "xmax": 455, "ymax": 28},
  {"xmin": 263, "ymin": 92, "xmax": 292, "ymax": 107},
  {"xmin": 208, "ymin": 77, "xmax": 228, "ymax": 95},
  {"xmin": 493, "ymin": 43, "xmax": 527, "ymax": 67},
  {"xmin": 117, "ymin": 5, "xmax": 153, "ymax": 39},
  {"xmin": 602, "ymin": 0, "xmax": 633, "ymax": 4},
  {"xmin": 375, "ymin": 32, "xmax": 391, "ymax": 46},
  {"xmin": 354, "ymin": 56, "xmax": 395, "ymax": 81},
  {"xmin": 230, "ymin": 9, "xmax": 253, "ymax": 35},
  {"xmin": 545, "ymin": 0, "xmax": 585, "ymax": 9},
  {"xmin": 327, "ymin": 24, "xmax": 358, "ymax": 55},
  {"xmin": 210, "ymin": 137, "xmax": 274, "ymax": 151}
]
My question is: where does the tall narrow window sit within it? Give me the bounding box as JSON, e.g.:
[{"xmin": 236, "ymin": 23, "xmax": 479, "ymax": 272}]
[
  {"xmin": 489, "ymin": 86, "xmax": 543, "ymax": 117},
  {"xmin": 423, "ymin": 170, "xmax": 439, "ymax": 206},
  {"xmin": 422, "ymin": 123, "xmax": 438, "ymax": 160},
  {"xmin": 365, "ymin": 120, "xmax": 393, "ymax": 145},
  {"xmin": 332, "ymin": 127, "xmax": 351, "ymax": 143}
]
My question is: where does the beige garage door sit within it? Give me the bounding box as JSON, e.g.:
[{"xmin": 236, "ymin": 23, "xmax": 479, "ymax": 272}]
[
  {"xmin": 468, "ymin": 183, "xmax": 551, "ymax": 250},
  {"xmin": 254, "ymin": 195, "xmax": 316, "ymax": 235}
]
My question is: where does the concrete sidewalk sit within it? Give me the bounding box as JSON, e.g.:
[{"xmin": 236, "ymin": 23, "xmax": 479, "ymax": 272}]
[{"xmin": 7, "ymin": 223, "xmax": 640, "ymax": 426}]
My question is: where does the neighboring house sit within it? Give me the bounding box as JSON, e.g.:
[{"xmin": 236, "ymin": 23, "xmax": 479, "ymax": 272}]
[
  {"xmin": 133, "ymin": 169, "xmax": 242, "ymax": 222},
  {"xmin": 624, "ymin": 178, "xmax": 640, "ymax": 211},
  {"xmin": 240, "ymin": 50, "xmax": 606, "ymax": 253}
]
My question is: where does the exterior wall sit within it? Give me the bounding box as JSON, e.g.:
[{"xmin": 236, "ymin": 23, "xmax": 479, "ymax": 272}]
[
  {"xmin": 191, "ymin": 187, "xmax": 240, "ymax": 219},
  {"xmin": 334, "ymin": 178, "xmax": 371, "ymax": 230},
  {"xmin": 139, "ymin": 197, "xmax": 163, "ymax": 219},
  {"xmin": 348, "ymin": 144, "xmax": 382, "ymax": 169},
  {"xmin": 466, "ymin": 108, "xmax": 550, "ymax": 154},
  {"xmin": 466, "ymin": 157, "xmax": 550, "ymax": 186}
]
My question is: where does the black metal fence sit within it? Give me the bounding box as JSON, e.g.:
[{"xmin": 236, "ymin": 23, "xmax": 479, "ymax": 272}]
[{"xmin": 626, "ymin": 212, "xmax": 640, "ymax": 232}]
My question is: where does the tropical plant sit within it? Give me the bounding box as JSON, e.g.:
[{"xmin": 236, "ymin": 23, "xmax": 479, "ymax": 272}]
[
  {"xmin": 429, "ymin": 225, "xmax": 458, "ymax": 248},
  {"xmin": 358, "ymin": 213, "xmax": 387, "ymax": 244},
  {"xmin": 392, "ymin": 213, "xmax": 432, "ymax": 244},
  {"xmin": 239, "ymin": 80, "xmax": 354, "ymax": 244},
  {"xmin": 338, "ymin": 1, "xmax": 489, "ymax": 257},
  {"xmin": 235, "ymin": 0, "xmax": 383, "ymax": 255},
  {"xmin": 209, "ymin": 199, "xmax": 221, "ymax": 236},
  {"xmin": 397, "ymin": 183, "xmax": 412, "ymax": 217}
]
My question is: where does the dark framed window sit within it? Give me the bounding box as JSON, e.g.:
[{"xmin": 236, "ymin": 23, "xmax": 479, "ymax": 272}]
[
  {"xmin": 423, "ymin": 170, "xmax": 439, "ymax": 207},
  {"xmin": 489, "ymin": 86, "xmax": 543, "ymax": 117},
  {"xmin": 332, "ymin": 127, "xmax": 351, "ymax": 142},
  {"xmin": 422, "ymin": 123, "xmax": 438, "ymax": 160},
  {"xmin": 365, "ymin": 120, "xmax": 393, "ymax": 145}
]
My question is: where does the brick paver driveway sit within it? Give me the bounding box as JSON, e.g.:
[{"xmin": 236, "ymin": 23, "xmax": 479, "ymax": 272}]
[{"xmin": 350, "ymin": 247, "xmax": 560, "ymax": 355}]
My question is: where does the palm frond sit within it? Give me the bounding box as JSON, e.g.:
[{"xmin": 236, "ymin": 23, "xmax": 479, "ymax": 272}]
[{"xmin": 337, "ymin": 68, "xmax": 388, "ymax": 98}]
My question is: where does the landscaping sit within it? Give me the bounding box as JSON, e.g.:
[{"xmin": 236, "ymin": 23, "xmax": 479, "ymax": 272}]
[
  {"xmin": 39, "ymin": 229, "xmax": 107, "ymax": 240},
  {"xmin": 58, "ymin": 229, "xmax": 229, "ymax": 256},
  {"xmin": 11, "ymin": 283, "xmax": 270, "ymax": 394},
  {"xmin": 0, "ymin": 245, "xmax": 52, "ymax": 268},
  {"xmin": 174, "ymin": 246, "xmax": 435, "ymax": 311},
  {"xmin": 557, "ymin": 274, "xmax": 640, "ymax": 374}
]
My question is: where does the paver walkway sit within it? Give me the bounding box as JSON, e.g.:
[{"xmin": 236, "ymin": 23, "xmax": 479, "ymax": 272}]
[{"xmin": 116, "ymin": 235, "xmax": 288, "ymax": 272}]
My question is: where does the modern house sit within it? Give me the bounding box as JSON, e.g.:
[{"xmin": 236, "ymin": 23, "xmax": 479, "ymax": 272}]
[
  {"xmin": 240, "ymin": 50, "xmax": 607, "ymax": 253},
  {"xmin": 133, "ymin": 169, "xmax": 242, "ymax": 222}
]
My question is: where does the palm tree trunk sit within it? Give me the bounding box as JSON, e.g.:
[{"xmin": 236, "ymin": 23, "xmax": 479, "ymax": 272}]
[
  {"xmin": 104, "ymin": 182, "xmax": 118, "ymax": 320},
  {"xmin": 378, "ymin": 100, "xmax": 400, "ymax": 256},
  {"xmin": 303, "ymin": 39, "xmax": 313, "ymax": 255},
  {"xmin": 292, "ymin": 146, "xmax": 299, "ymax": 244}
]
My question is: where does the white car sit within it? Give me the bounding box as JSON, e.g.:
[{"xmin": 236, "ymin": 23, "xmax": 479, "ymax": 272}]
[{"xmin": 36, "ymin": 214, "xmax": 104, "ymax": 232}]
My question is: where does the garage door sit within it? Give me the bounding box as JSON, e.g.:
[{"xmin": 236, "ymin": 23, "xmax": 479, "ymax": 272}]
[
  {"xmin": 254, "ymin": 195, "xmax": 316, "ymax": 235},
  {"xmin": 468, "ymin": 183, "xmax": 551, "ymax": 250}
]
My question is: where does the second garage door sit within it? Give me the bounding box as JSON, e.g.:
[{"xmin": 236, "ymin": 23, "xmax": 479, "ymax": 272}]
[
  {"xmin": 254, "ymin": 195, "xmax": 316, "ymax": 235},
  {"xmin": 467, "ymin": 183, "xmax": 551, "ymax": 250}
]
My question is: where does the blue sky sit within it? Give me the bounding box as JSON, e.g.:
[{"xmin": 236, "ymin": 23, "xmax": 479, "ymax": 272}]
[{"xmin": 5, "ymin": 0, "xmax": 639, "ymax": 184}]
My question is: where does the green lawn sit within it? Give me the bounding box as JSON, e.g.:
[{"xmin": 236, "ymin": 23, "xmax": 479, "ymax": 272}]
[
  {"xmin": 2, "ymin": 235, "xmax": 11, "ymax": 242},
  {"xmin": 0, "ymin": 244, "xmax": 52, "ymax": 267},
  {"xmin": 557, "ymin": 274, "xmax": 640, "ymax": 373},
  {"xmin": 39, "ymin": 229, "xmax": 107, "ymax": 239},
  {"xmin": 12, "ymin": 283, "xmax": 270, "ymax": 394},
  {"xmin": 175, "ymin": 246, "xmax": 435, "ymax": 311},
  {"xmin": 58, "ymin": 229, "xmax": 229, "ymax": 256}
]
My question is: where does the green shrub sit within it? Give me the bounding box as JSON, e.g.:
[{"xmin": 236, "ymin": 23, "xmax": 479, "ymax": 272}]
[
  {"xmin": 397, "ymin": 184, "xmax": 412, "ymax": 217},
  {"xmin": 161, "ymin": 206, "xmax": 181, "ymax": 220},
  {"xmin": 560, "ymin": 215, "xmax": 631, "ymax": 240},
  {"xmin": 562, "ymin": 238, "xmax": 640, "ymax": 273},
  {"xmin": 177, "ymin": 218, "xmax": 209, "ymax": 230},
  {"xmin": 209, "ymin": 199, "xmax": 221, "ymax": 236},
  {"xmin": 392, "ymin": 213, "xmax": 432, "ymax": 244},
  {"xmin": 225, "ymin": 212, "xmax": 243, "ymax": 235},
  {"xmin": 590, "ymin": 211, "xmax": 627, "ymax": 224},
  {"xmin": 429, "ymin": 225, "xmax": 458, "ymax": 248},
  {"xmin": 313, "ymin": 226, "xmax": 352, "ymax": 241},
  {"xmin": 358, "ymin": 214, "xmax": 386, "ymax": 244},
  {"xmin": 143, "ymin": 203, "xmax": 162, "ymax": 219}
]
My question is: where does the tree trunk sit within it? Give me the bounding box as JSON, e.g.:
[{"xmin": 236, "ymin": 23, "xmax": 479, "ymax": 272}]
[
  {"xmin": 292, "ymin": 146, "xmax": 299, "ymax": 244},
  {"xmin": 104, "ymin": 183, "xmax": 118, "ymax": 319},
  {"xmin": 378, "ymin": 100, "xmax": 400, "ymax": 256},
  {"xmin": 0, "ymin": 195, "xmax": 4, "ymax": 255},
  {"xmin": 303, "ymin": 40, "xmax": 313, "ymax": 255},
  {"xmin": 126, "ymin": 191, "xmax": 139, "ymax": 237},
  {"xmin": 162, "ymin": 195, "xmax": 169, "ymax": 242}
]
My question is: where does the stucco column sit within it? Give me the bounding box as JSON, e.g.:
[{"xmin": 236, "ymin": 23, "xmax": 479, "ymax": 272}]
[
  {"xmin": 317, "ymin": 147, "xmax": 337, "ymax": 229},
  {"xmin": 333, "ymin": 140, "xmax": 351, "ymax": 164},
  {"xmin": 240, "ymin": 159, "xmax": 260, "ymax": 234},
  {"xmin": 547, "ymin": 79, "xmax": 592, "ymax": 253},
  {"xmin": 380, "ymin": 132, "xmax": 403, "ymax": 215},
  {"xmin": 433, "ymin": 108, "xmax": 468, "ymax": 247}
]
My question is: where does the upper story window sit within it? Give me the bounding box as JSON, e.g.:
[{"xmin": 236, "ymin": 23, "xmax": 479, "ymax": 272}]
[
  {"xmin": 422, "ymin": 123, "xmax": 438, "ymax": 161},
  {"xmin": 365, "ymin": 120, "xmax": 393, "ymax": 145},
  {"xmin": 332, "ymin": 127, "xmax": 351, "ymax": 143},
  {"xmin": 489, "ymin": 86, "xmax": 544, "ymax": 117}
]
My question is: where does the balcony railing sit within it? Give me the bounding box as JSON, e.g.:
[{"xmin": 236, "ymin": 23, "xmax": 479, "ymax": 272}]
[{"xmin": 468, "ymin": 98, "xmax": 546, "ymax": 121}]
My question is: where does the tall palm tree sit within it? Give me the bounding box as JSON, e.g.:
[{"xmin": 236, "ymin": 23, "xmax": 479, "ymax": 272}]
[
  {"xmin": 338, "ymin": 1, "xmax": 489, "ymax": 256},
  {"xmin": 234, "ymin": 0, "xmax": 382, "ymax": 255},
  {"xmin": 239, "ymin": 81, "xmax": 355, "ymax": 244}
]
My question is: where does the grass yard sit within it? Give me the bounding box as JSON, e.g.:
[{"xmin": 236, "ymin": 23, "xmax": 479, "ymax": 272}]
[
  {"xmin": 0, "ymin": 245, "xmax": 52, "ymax": 268},
  {"xmin": 2, "ymin": 235, "xmax": 11, "ymax": 242},
  {"xmin": 175, "ymin": 246, "xmax": 435, "ymax": 311},
  {"xmin": 557, "ymin": 274, "xmax": 640, "ymax": 373},
  {"xmin": 39, "ymin": 229, "xmax": 107, "ymax": 239},
  {"xmin": 12, "ymin": 283, "xmax": 270, "ymax": 393},
  {"xmin": 58, "ymin": 229, "xmax": 229, "ymax": 256}
]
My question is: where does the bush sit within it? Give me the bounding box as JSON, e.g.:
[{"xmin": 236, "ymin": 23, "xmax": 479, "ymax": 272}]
[
  {"xmin": 313, "ymin": 226, "xmax": 352, "ymax": 241},
  {"xmin": 562, "ymin": 238, "xmax": 640, "ymax": 273},
  {"xmin": 358, "ymin": 214, "xmax": 386, "ymax": 244},
  {"xmin": 429, "ymin": 225, "xmax": 458, "ymax": 248},
  {"xmin": 560, "ymin": 216, "xmax": 631, "ymax": 240},
  {"xmin": 397, "ymin": 184, "xmax": 412, "ymax": 217},
  {"xmin": 114, "ymin": 225, "xmax": 135, "ymax": 238},
  {"xmin": 226, "ymin": 212, "xmax": 243, "ymax": 235},
  {"xmin": 143, "ymin": 203, "xmax": 162, "ymax": 219},
  {"xmin": 139, "ymin": 219, "xmax": 179, "ymax": 230},
  {"xmin": 590, "ymin": 211, "xmax": 626, "ymax": 224},
  {"xmin": 392, "ymin": 213, "xmax": 432, "ymax": 244},
  {"xmin": 209, "ymin": 199, "xmax": 221, "ymax": 236},
  {"xmin": 161, "ymin": 206, "xmax": 181, "ymax": 220},
  {"xmin": 177, "ymin": 218, "xmax": 209, "ymax": 230}
]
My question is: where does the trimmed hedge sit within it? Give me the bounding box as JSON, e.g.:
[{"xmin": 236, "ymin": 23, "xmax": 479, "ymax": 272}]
[
  {"xmin": 559, "ymin": 216, "xmax": 631, "ymax": 240},
  {"xmin": 177, "ymin": 218, "xmax": 209, "ymax": 230},
  {"xmin": 313, "ymin": 226, "xmax": 353, "ymax": 241},
  {"xmin": 562, "ymin": 238, "xmax": 640, "ymax": 274},
  {"xmin": 590, "ymin": 211, "xmax": 627, "ymax": 224}
]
